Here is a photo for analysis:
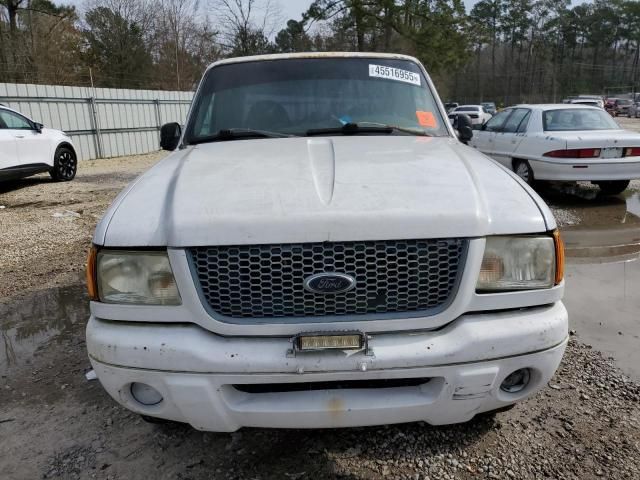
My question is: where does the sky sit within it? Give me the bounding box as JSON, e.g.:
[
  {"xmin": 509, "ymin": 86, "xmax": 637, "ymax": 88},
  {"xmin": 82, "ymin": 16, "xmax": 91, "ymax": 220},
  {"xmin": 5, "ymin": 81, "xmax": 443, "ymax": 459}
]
[
  {"xmin": 59, "ymin": 0, "xmax": 495, "ymax": 21},
  {"xmin": 59, "ymin": 0, "xmax": 588, "ymax": 25},
  {"xmin": 278, "ymin": 0, "xmax": 482, "ymax": 20}
]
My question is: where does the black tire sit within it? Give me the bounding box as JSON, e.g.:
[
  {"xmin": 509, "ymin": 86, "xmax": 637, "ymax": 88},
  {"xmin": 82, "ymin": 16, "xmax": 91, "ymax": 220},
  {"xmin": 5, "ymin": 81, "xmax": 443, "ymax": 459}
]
[
  {"xmin": 49, "ymin": 145, "xmax": 77, "ymax": 181},
  {"xmin": 513, "ymin": 159, "xmax": 535, "ymax": 186},
  {"xmin": 594, "ymin": 180, "xmax": 630, "ymax": 195}
]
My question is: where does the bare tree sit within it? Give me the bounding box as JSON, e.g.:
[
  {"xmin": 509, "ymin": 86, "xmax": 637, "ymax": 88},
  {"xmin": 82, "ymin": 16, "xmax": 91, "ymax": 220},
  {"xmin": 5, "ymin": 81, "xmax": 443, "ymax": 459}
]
[
  {"xmin": 154, "ymin": 0, "xmax": 220, "ymax": 89},
  {"xmin": 212, "ymin": 0, "xmax": 282, "ymax": 55}
]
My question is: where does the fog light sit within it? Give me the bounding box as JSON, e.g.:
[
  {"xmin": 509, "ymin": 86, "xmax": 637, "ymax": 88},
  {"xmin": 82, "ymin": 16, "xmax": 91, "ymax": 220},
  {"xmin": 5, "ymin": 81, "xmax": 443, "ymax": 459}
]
[
  {"xmin": 500, "ymin": 368, "xmax": 531, "ymax": 393},
  {"xmin": 130, "ymin": 382, "xmax": 163, "ymax": 405}
]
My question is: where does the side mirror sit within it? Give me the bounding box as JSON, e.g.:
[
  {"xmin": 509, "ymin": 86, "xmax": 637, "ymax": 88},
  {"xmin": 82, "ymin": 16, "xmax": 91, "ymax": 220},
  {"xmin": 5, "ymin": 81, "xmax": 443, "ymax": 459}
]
[
  {"xmin": 33, "ymin": 122, "xmax": 43, "ymax": 133},
  {"xmin": 453, "ymin": 114, "xmax": 473, "ymax": 144},
  {"xmin": 160, "ymin": 122, "xmax": 181, "ymax": 151}
]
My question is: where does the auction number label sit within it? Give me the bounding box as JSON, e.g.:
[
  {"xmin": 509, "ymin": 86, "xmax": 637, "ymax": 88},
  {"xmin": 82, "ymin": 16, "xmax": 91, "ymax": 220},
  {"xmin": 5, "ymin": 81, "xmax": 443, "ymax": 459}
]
[{"xmin": 369, "ymin": 64, "xmax": 421, "ymax": 86}]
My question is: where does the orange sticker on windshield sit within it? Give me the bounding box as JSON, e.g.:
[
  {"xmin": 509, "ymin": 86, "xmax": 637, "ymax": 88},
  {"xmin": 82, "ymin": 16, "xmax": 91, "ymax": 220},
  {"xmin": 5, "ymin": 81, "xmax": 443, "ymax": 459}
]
[{"xmin": 416, "ymin": 111, "xmax": 437, "ymax": 128}]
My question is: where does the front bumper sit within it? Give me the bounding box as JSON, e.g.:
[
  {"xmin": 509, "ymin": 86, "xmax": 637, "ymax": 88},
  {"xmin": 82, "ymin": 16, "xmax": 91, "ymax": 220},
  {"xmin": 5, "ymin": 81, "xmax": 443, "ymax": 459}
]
[
  {"xmin": 530, "ymin": 156, "xmax": 640, "ymax": 181},
  {"xmin": 87, "ymin": 302, "xmax": 568, "ymax": 431}
]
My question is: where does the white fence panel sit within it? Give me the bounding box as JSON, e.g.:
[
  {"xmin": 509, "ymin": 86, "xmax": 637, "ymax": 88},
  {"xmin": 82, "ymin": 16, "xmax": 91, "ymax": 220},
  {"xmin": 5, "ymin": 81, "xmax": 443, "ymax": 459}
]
[{"xmin": 0, "ymin": 83, "xmax": 193, "ymax": 160}]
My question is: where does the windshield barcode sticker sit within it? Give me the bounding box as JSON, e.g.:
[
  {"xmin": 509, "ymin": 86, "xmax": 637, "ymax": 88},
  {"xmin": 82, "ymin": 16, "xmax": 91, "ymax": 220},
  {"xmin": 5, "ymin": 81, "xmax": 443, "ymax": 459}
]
[{"xmin": 369, "ymin": 64, "xmax": 421, "ymax": 86}]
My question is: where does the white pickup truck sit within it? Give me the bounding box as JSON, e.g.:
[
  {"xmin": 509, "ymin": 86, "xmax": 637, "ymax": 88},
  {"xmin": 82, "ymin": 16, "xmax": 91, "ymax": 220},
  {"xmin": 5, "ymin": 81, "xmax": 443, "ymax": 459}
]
[{"xmin": 86, "ymin": 53, "xmax": 568, "ymax": 432}]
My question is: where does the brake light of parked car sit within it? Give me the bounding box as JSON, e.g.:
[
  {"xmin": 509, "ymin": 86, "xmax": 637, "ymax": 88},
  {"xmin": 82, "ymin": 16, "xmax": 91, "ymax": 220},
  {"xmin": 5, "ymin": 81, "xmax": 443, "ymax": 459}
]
[
  {"xmin": 543, "ymin": 148, "xmax": 601, "ymax": 158},
  {"xmin": 623, "ymin": 147, "xmax": 640, "ymax": 157}
]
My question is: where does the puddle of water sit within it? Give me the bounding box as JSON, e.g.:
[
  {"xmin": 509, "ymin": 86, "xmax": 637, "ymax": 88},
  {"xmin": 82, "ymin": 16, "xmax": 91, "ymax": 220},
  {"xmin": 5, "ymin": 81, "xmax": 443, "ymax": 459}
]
[
  {"xmin": 548, "ymin": 187, "xmax": 640, "ymax": 261},
  {"xmin": 0, "ymin": 284, "xmax": 88, "ymax": 374},
  {"xmin": 564, "ymin": 258, "xmax": 640, "ymax": 381}
]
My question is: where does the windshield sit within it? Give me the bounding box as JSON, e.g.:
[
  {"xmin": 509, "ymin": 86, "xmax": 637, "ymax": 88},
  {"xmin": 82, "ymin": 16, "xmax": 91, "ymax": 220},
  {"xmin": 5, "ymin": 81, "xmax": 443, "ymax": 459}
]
[
  {"xmin": 543, "ymin": 108, "xmax": 620, "ymax": 131},
  {"xmin": 184, "ymin": 58, "xmax": 449, "ymax": 143},
  {"xmin": 455, "ymin": 107, "xmax": 479, "ymax": 112}
]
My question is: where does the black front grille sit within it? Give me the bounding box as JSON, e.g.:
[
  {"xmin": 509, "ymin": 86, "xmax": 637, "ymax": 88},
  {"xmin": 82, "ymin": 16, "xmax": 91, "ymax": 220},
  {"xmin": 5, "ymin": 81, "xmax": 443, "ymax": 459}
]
[{"xmin": 189, "ymin": 239, "xmax": 466, "ymax": 319}]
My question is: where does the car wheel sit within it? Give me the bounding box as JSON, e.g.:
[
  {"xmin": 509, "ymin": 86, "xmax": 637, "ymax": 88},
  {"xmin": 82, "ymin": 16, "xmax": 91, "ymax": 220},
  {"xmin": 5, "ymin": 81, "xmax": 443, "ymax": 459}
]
[
  {"xmin": 513, "ymin": 159, "xmax": 535, "ymax": 186},
  {"xmin": 594, "ymin": 180, "xmax": 630, "ymax": 195},
  {"xmin": 50, "ymin": 146, "xmax": 77, "ymax": 181}
]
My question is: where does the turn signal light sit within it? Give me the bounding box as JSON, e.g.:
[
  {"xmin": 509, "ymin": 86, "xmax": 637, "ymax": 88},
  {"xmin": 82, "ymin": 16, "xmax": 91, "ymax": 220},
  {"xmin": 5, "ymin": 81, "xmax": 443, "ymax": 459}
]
[
  {"xmin": 86, "ymin": 245, "xmax": 99, "ymax": 301},
  {"xmin": 543, "ymin": 148, "xmax": 601, "ymax": 158},
  {"xmin": 623, "ymin": 147, "xmax": 640, "ymax": 157},
  {"xmin": 552, "ymin": 230, "xmax": 565, "ymax": 285}
]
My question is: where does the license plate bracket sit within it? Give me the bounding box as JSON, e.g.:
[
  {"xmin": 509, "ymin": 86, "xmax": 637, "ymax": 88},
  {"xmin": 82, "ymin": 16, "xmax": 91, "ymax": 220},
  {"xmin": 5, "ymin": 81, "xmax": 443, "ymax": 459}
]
[{"xmin": 601, "ymin": 147, "xmax": 623, "ymax": 159}]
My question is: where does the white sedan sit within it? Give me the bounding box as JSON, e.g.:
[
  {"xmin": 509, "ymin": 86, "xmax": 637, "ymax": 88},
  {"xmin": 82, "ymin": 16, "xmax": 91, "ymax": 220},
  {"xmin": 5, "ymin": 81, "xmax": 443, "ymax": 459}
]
[
  {"xmin": 470, "ymin": 104, "xmax": 640, "ymax": 194},
  {"xmin": 0, "ymin": 105, "xmax": 77, "ymax": 181},
  {"xmin": 448, "ymin": 105, "xmax": 492, "ymax": 128}
]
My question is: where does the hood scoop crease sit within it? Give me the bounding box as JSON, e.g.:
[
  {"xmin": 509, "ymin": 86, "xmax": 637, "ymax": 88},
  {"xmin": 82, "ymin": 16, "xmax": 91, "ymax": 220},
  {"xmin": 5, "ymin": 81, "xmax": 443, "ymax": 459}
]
[{"xmin": 307, "ymin": 138, "xmax": 336, "ymax": 206}]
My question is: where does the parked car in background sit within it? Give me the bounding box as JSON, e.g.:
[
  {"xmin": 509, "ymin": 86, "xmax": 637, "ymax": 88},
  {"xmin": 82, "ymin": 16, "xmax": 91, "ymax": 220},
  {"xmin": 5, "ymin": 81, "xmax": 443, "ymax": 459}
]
[
  {"xmin": 481, "ymin": 102, "xmax": 497, "ymax": 115},
  {"xmin": 576, "ymin": 95, "xmax": 604, "ymax": 108},
  {"xmin": 604, "ymin": 98, "xmax": 617, "ymax": 116},
  {"xmin": 613, "ymin": 99, "xmax": 632, "ymax": 116},
  {"xmin": 570, "ymin": 98, "xmax": 604, "ymax": 109},
  {"xmin": 0, "ymin": 105, "xmax": 77, "ymax": 181},
  {"xmin": 470, "ymin": 104, "xmax": 640, "ymax": 194},
  {"xmin": 627, "ymin": 101, "xmax": 640, "ymax": 118},
  {"xmin": 449, "ymin": 105, "xmax": 492, "ymax": 128},
  {"xmin": 86, "ymin": 52, "xmax": 567, "ymax": 432}
]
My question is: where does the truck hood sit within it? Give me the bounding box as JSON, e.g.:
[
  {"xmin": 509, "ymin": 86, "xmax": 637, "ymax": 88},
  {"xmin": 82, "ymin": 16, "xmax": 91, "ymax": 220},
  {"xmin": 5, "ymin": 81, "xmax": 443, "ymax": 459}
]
[{"xmin": 95, "ymin": 136, "xmax": 552, "ymax": 247}]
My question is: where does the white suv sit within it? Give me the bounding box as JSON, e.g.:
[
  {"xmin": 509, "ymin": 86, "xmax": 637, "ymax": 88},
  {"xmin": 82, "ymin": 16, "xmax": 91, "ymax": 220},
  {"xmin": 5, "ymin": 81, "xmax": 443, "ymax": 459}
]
[
  {"xmin": 86, "ymin": 53, "xmax": 567, "ymax": 432},
  {"xmin": 0, "ymin": 105, "xmax": 77, "ymax": 181}
]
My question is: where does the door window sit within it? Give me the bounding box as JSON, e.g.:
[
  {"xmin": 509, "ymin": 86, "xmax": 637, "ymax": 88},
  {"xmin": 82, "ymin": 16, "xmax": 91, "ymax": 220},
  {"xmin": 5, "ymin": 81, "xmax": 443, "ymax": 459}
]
[
  {"xmin": 0, "ymin": 110, "xmax": 32, "ymax": 129},
  {"xmin": 502, "ymin": 109, "xmax": 530, "ymax": 133},
  {"xmin": 483, "ymin": 110, "xmax": 511, "ymax": 132},
  {"xmin": 516, "ymin": 111, "xmax": 531, "ymax": 133}
]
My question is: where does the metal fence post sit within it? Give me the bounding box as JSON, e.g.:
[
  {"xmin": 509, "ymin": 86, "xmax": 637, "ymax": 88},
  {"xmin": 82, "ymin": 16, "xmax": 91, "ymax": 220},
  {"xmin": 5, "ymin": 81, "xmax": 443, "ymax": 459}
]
[
  {"xmin": 154, "ymin": 99, "xmax": 162, "ymax": 143},
  {"xmin": 88, "ymin": 96, "xmax": 104, "ymax": 159}
]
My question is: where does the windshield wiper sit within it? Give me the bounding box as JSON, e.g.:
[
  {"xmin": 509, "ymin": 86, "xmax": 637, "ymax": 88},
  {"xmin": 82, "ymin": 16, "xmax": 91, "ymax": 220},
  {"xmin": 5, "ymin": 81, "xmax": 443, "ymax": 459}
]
[
  {"xmin": 188, "ymin": 128, "xmax": 295, "ymax": 145},
  {"xmin": 305, "ymin": 122, "xmax": 431, "ymax": 137}
]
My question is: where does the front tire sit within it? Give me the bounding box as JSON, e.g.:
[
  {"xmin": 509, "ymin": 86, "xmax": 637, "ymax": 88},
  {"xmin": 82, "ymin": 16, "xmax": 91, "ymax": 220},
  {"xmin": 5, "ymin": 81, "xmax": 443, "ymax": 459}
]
[
  {"xmin": 594, "ymin": 180, "xmax": 630, "ymax": 195},
  {"xmin": 513, "ymin": 159, "xmax": 535, "ymax": 186},
  {"xmin": 50, "ymin": 146, "xmax": 77, "ymax": 181}
]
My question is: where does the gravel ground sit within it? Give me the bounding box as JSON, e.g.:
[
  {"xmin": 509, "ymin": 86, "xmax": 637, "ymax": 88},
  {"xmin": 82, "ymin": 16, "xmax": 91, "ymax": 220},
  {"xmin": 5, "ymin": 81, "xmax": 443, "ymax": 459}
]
[{"xmin": 1, "ymin": 147, "xmax": 639, "ymax": 479}]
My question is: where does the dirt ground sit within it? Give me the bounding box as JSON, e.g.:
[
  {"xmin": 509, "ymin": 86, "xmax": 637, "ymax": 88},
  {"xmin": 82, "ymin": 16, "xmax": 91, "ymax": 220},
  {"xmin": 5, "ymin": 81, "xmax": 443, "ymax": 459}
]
[{"xmin": 1, "ymin": 121, "xmax": 640, "ymax": 479}]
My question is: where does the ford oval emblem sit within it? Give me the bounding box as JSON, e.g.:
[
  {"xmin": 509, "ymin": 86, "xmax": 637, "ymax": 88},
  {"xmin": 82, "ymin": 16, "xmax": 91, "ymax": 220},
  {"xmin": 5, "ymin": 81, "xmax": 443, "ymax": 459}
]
[{"xmin": 304, "ymin": 273, "xmax": 356, "ymax": 294}]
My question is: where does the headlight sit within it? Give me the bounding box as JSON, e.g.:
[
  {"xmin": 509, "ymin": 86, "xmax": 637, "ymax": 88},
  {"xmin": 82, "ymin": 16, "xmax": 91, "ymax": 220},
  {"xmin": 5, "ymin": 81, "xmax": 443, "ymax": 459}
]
[
  {"xmin": 477, "ymin": 236, "xmax": 556, "ymax": 291},
  {"xmin": 97, "ymin": 251, "xmax": 181, "ymax": 305}
]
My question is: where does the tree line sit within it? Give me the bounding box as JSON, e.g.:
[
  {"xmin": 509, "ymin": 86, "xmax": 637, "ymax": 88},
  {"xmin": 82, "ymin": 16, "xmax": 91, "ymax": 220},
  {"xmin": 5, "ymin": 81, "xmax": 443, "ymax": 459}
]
[{"xmin": 1, "ymin": 0, "xmax": 639, "ymax": 104}]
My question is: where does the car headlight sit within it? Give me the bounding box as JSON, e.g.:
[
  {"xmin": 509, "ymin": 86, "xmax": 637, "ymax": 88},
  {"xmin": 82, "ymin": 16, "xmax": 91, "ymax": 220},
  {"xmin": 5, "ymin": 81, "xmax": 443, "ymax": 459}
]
[
  {"xmin": 95, "ymin": 250, "xmax": 181, "ymax": 305},
  {"xmin": 477, "ymin": 234, "xmax": 562, "ymax": 291}
]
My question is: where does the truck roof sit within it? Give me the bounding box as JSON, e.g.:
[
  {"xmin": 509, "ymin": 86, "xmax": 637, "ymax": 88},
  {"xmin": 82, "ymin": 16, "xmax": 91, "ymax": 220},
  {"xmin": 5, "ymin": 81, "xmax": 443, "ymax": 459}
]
[{"xmin": 208, "ymin": 52, "xmax": 421, "ymax": 70}]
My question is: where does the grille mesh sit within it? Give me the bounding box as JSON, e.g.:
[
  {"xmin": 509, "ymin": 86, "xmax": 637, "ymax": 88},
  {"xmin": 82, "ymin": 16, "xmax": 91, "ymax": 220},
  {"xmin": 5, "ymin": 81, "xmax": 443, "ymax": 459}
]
[{"xmin": 189, "ymin": 239, "xmax": 466, "ymax": 319}]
